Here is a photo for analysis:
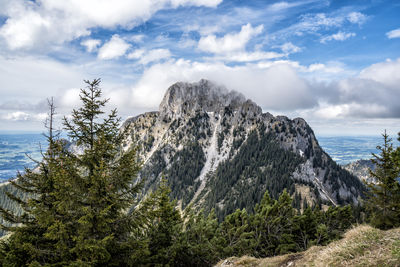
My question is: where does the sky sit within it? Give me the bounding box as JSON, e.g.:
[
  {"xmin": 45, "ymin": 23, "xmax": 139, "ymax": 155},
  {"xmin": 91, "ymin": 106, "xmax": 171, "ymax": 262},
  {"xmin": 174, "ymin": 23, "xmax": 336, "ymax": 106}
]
[{"xmin": 0, "ymin": 0, "xmax": 399, "ymax": 136}]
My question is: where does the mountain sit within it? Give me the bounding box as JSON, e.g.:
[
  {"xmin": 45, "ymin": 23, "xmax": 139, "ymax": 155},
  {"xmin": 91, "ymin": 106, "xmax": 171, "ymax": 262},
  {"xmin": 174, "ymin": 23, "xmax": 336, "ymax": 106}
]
[
  {"xmin": 0, "ymin": 79, "xmax": 365, "ymax": 235},
  {"xmin": 344, "ymin": 159, "xmax": 376, "ymax": 184},
  {"xmin": 123, "ymin": 79, "xmax": 364, "ymax": 219}
]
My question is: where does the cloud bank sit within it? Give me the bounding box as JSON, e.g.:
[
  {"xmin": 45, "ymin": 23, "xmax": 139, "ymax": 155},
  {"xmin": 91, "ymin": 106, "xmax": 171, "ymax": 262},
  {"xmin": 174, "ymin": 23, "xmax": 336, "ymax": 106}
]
[{"xmin": 0, "ymin": 0, "xmax": 222, "ymax": 50}]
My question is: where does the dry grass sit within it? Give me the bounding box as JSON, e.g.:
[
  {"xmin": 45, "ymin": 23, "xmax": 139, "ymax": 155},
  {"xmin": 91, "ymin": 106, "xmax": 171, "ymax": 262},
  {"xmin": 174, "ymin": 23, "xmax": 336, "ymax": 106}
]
[{"xmin": 215, "ymin": 225, "xmax": 400, "ymax": 267}]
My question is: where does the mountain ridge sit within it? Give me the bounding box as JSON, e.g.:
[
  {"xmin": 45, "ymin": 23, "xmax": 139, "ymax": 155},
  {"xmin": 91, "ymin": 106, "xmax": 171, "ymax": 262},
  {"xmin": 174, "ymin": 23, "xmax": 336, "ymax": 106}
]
[{"xmin": 123, "ymin": 79, "xmax": 364, "ymax": 219}]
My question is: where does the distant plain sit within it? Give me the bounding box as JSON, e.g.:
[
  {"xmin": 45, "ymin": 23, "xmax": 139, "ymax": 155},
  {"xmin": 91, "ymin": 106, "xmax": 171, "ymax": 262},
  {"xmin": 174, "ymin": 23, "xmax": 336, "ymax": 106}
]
[{"xmin": 0, "ymin": 133, "xmax": 385, "ymax": 182}]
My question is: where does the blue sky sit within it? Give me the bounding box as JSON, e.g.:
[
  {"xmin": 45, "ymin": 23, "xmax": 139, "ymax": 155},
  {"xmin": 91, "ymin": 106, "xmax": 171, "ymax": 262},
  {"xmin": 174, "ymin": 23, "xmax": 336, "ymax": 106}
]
[{"xmin": 0, "ymin": 0, "xmax": 399, "ymax": 136}]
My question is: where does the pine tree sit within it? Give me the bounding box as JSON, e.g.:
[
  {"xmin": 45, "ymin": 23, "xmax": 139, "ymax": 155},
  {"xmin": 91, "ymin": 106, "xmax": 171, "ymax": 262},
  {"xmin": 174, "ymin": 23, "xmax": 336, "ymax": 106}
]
[
  {"xmin": 147, "ymin": 179, "xmax": 182, "ymax": 266},
  {"xmin": 293, "ymin": 207, "xmax": 317, "ymax": 250},
  {"xmin": 0, "ymin": 79, "xmax": 148, "ymax": 266},
  {"xmin": 323, "ymin": 205, "xmax": 353, "ymax": 240},
  {"xmin": 62, "ymin": 78, "xmax": 146, "ymax": 265},
  {"xmin": 219, "ymin": 208, "xmax": 254, "ymax": 258},
  {"xmin": 365, "ymin": 131, "xmax": 400, "ymax": 229},
  {"xmin": 0, "ymin": 98, "xmax": 73, "ymax": 265},
  {"xmin": 174, "ymin": 207, "xmax": 222, "ymax": 266},
  {"xmin": 251, "ymin": 190, "xmax": 296, "ymax": 257}
]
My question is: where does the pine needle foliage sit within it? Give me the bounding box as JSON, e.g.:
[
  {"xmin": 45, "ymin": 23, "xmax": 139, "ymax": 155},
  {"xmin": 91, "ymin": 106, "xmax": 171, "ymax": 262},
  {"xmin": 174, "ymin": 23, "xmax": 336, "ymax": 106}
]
[
  {"xmin": 365, "ymin": 131, "xmax": 400, "ymax": 230},
  {"xmin": 61, "ymin": 79, "xmax": 145, "ymax": 266},
  {"xmin": 146, "ymin": 179, "xmax": 182, "ymax": 266},
  {"xmin": 0, "ymin": 79, "xmax": 146, "ymax": 266}
]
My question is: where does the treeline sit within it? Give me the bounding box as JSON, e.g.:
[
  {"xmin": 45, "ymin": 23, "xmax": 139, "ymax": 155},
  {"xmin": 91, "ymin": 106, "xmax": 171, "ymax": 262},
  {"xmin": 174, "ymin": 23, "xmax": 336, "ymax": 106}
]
[
  {"xmin": 0, "ymin": 180, "xmax": 355, "ymax": 266},
  {"xmin": 127, "ymin": 182, "xmax": 355, "ymax": 266}
]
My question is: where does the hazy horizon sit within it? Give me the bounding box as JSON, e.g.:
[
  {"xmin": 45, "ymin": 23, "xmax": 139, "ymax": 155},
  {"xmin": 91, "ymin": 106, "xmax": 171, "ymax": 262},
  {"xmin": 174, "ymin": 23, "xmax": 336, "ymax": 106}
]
[{"xmin": 0, "ymin": 132, "xmax": 386, "ymax": 182}]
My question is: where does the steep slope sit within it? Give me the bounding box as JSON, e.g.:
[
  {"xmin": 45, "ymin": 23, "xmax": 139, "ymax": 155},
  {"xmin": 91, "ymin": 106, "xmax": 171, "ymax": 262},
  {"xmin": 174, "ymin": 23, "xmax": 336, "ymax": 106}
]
[
  {"xmin": 216, "ymin": 225, "xmax": 400, "ymax": 267},
  {"xmin": 344, "ymin": 159, "xmax": 376, "ymax": 184},
  {"xmin": 123, "ymin": 79, "xmax": 364, "ymax": 219},
  {"xmin": 0, "ymin": 181, "xmax": 31, "ymax": 236}
]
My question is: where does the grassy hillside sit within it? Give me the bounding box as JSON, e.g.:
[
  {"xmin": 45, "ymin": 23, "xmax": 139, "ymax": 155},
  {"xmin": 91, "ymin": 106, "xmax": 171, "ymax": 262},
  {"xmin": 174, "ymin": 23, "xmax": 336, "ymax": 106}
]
[{"xmin": 216, "ymin": 225, "xmax": 400, "ymax": 267}]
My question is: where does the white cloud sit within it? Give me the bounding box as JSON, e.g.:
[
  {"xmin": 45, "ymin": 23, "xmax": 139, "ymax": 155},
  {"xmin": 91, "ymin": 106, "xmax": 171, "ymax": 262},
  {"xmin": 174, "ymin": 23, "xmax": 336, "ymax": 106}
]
[
  {"xmin": 198, "ymin": 23, "xmax": 264, "ymax": 54},
  {"xmin": 0, "ymin": 53, "xmax": 154, "ymax": 123},
  {"xmin": 35, "ymin": 113, "xmax": 49, "ymax": 121},
  {"xmin": 313, "ymin": 103, "xmax": 348, "ymax": 119},
  {"xmin": 257, "ymin": 60, "xmax": 349, "ymax": 78},
  {"xmin": 98, "ymin": 35, "xmax": 131, "ymax": 60},
  {"xmin": 0, "ymin": 0, "xmax": 222, "ymax": 50},
  {"xmin": 281, "ymin": 11, "xmax": 363, "ymax": 38},
  {"xmin": 347, "ymin": 12, "xmax": 367, "ymax": 25},
  {"xmin": 128, "ymin": 59, "xmax": 316, "ymax": 110},
  {"xmin": 127, "ymin": 49, "xmax": 146, "ymax": 60},
  {"xmin": 280, "ymin": 42, "xmax": 302, "ymax": 54},
  {"xmin": 315, "ymin": 58, "xmax": 400, "ymax": 118},
  {"xmin": 81, "ymin": 39, "xmax": 101, "ymax": 52},
  {"xmin": 2, "ymin": 111, "xmax": 47, "ymax": 121},
  {"xmin": 297, "ymin": 13, "xmax": 344, "ymax": 33},
  {"xmin": 198, "ymin": 25, "xmax": 222, "ymax": 36},
  {"xmin": 127, "ymin": 34, "xmax": 146, "ymax": 43},
  {"xmin": 266, "ymin": 0, "xmax": 326, "ymax": 13},
  {"xmin": 208, "ymin": 51, "xmax": 284, "ymax": 62},
  {"xmin": 313, "ymin": 102, "xmax": 389, "ymax": 120},
  {"xmin": 127, "ymin": 48, "xmax": 172, "ymax": 65},
  {"xmin": 267, "ymin": 1, "xmax": 311, "ymax": 12},
  {"xmin": 0, "ymin": 55, "xmax": 82, "ymax": 102},
  {"xmin": 0, "ymin": 2, "xmax": 54, "ymax": 50},
  {"xmin": 386, "ymin": 28, "xmax": 400, "ymax": 39},
  {"xmin": 320, "ymin": 31, "xmax": 355, "ymax": 43},
  {"xmin": 1, "ymin": 51, "xmax": 399, "ymax": 133},
  {"xmin": 177, "ymin": 33, "xmax": 197, "ymax": 48},
  {"xmin": 307, "ymin": 63, "xmax": 344, "ymax": 74},
  {"xmin": 178, "ymin": 38, "xmax": 197, "ymax": 48},
  {"xmin": 60, "ymin": 88, "xmax": 81, "ymax": 109},
  {"xmin": 359, "ymin": 58, "xmax": 400, "ymax": 88},
  {"xmin": 170, "ymin": 0, "xmax": 222, "ymax": 7},
  {"xmin": 139, "ymin": 49, "xmax": 172, "ymax": 65},
  {"xmin": 124, "ymin": 56, "xmax": 400, "ymax": 119},
  {"xmin": 268, "ymin": 2, "xmax": 291, "ymax": 12},
  {"xmin": 2, "ymin": 111, "xmax": 30, "ymax": 121}
]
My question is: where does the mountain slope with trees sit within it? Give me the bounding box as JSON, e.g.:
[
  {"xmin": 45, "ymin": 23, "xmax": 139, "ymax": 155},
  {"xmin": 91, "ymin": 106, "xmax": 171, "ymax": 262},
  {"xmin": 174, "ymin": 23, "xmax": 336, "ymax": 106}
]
[{"xmin": 124, "ymin": 79, "xmax": 365, "ymax": 219}]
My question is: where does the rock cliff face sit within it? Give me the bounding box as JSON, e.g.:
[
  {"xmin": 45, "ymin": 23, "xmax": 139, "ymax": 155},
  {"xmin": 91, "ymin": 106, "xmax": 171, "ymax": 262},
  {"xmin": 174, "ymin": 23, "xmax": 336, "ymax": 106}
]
[
  {"xmin": 123, "ymin": 79, "xmax": 364, "ymax": 219},
  {"xmin": 344, "ymin": 159, "xmax": 376, "ymax": 184}
]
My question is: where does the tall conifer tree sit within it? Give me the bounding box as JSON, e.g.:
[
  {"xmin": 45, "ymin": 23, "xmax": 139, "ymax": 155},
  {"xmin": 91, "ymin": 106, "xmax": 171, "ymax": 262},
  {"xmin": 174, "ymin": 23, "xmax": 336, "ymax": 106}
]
[
  {"xmin": 62, "ymin": 78, "xmax": 146, "ymax": 265},
  {"xmin": 365, "ymin": 131, "xmax": 400, "ymax": 229},
  {"xmin": 147, "ymin": 179, "xmax": 182, "ymax": 266},
  {"xmin": 0, "ymin": 98, "xmax": 71, "ymax": 265},
  {"xmin": 0, "ymin": 79, "xmax": 148, "ymax": 266}
]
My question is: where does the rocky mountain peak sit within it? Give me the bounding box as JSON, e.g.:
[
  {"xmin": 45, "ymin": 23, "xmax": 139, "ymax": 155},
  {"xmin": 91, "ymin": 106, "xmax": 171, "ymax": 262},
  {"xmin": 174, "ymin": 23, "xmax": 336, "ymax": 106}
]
[
  {"xmin": 122, "ymin": 80, "xmax": 365, "ymax": 217},
  {"xmin": 159, "ymin": 79, "xmax": 261, "ymax": 119}
]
